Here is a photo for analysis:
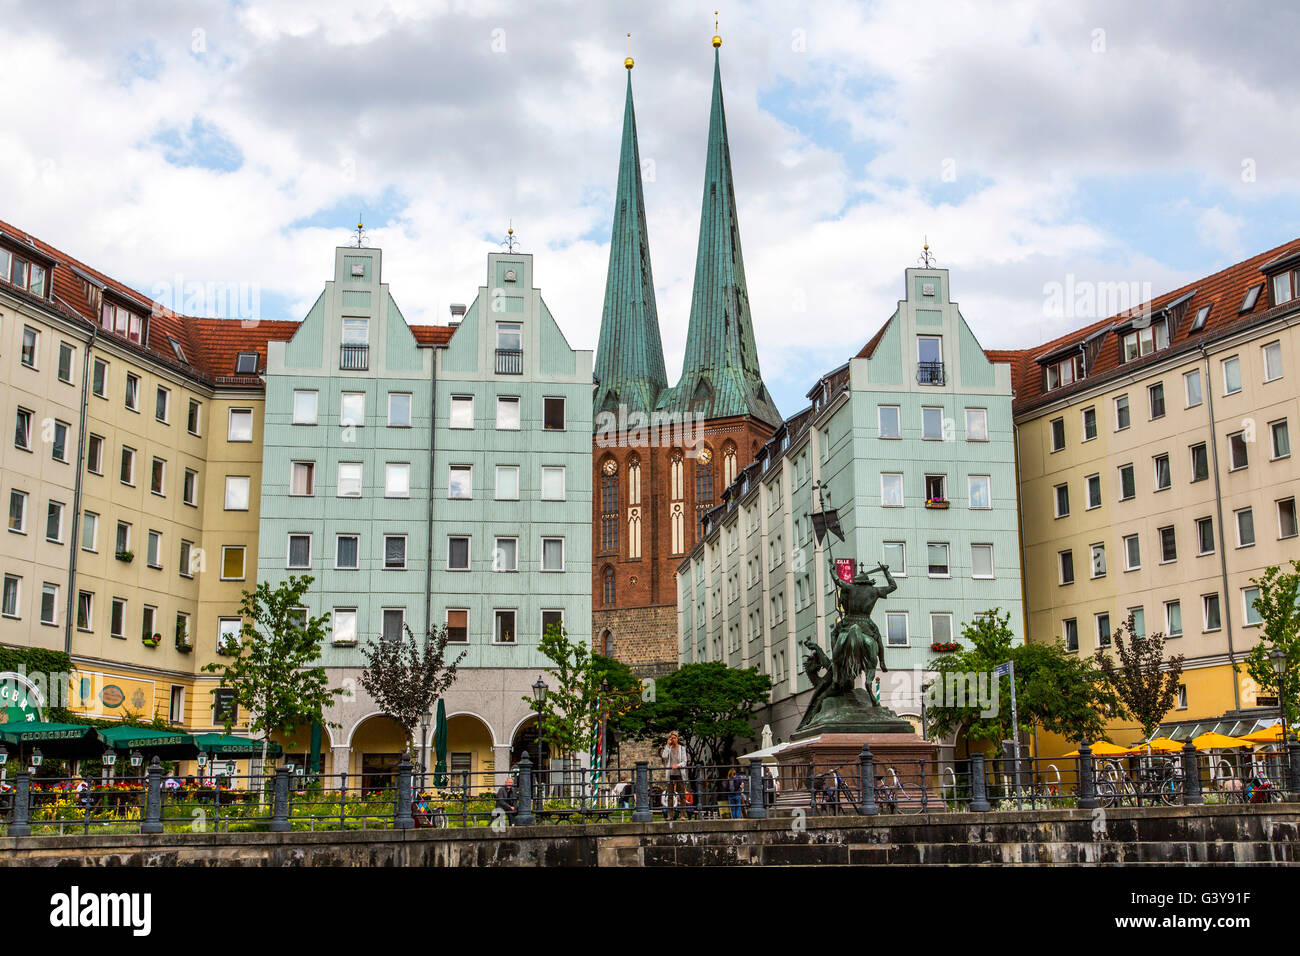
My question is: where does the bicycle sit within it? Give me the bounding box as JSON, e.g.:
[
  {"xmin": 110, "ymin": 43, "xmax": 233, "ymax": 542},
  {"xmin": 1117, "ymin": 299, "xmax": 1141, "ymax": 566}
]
[{"xmin": 875, "ymin": 767, "xmax": 925, "ymax": 814}]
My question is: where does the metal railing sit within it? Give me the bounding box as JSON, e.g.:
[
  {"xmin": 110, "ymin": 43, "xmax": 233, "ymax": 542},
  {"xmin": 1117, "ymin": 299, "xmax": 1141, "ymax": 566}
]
[
  {"xmin": 4, "ymin": 744, "xmax": 1298, "ymax": 837},
  {"xmin": 495, "ymin": 349, "xmax": 523, "ymax": 374},
  {"xmin": 917, "ymin": 360, "xmax": 946, "ymax": 385},
  {"xmin": 340, "ymin": 344, "xmax": 369, "ymax": 370}
]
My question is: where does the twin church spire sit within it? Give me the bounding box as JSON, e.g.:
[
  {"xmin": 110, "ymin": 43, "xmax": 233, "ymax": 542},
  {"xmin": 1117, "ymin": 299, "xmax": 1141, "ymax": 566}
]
[{"xmin": 593, "ymin": 36, "xmax": 782, "ymax": 428}]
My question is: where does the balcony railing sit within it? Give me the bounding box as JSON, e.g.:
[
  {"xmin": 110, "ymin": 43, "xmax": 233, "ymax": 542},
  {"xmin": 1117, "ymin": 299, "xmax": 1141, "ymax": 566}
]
[
  {"xmin": 917, "ymin": 361, "xmax": 946, "ymax": 385},
  {"xmin": 340, "ymin": 344, "xmax": 369, "ymax": 370},
  {"xmin": 495, "ymin": 349, "xmax": 523, "ymax": 375}
]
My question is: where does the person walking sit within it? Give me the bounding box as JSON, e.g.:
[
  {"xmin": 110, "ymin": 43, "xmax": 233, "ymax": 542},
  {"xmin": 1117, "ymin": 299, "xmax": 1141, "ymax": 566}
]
[
  {"xmin": 725, "ymin": 768, "xmax": 744, "ymax": 818},
  {"xmin": 660, "ymin": 731, "xmax": 688, "ymax": 820}
]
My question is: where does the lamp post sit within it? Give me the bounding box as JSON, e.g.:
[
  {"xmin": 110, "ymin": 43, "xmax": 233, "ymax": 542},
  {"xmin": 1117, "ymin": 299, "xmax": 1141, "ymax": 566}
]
[
  {"xmin": 196, "ymin": 750, "xmax": 208, "ymax": 787},
  {"xmin": 599, "ymin": 678, "xmax": 610, "ymax": 786},
  {"xmin": 102, "ymin": 748, "xmax": 117, "ymax": 787},
  {"xmin": 0, "ymin": 748, "xmax": 7, "ymax": 787},
  {"xmin": 30, "ymin": 747, "xmax": 43, "ymax": 775},
  {"xmin": 532, "ymin": 676, "xmax": 548, "ymax": 805},
  {"xmin": 420, "ymin": 710, "xmax": 432, "ymax": 794},
  {"xmin": 1271, "ymin": 647, "xmax": 1290, "ymax": 745}
]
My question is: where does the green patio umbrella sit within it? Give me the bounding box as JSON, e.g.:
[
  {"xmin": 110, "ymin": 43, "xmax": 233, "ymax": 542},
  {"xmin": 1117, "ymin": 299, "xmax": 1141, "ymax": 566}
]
[
  {"xmin": 433, "ymin": 698, "xmax": 448, "ymax": 788},
  {"xmin": 192, "ymin": 733, "xmax": 282, "ymax": 758},
  {"xmin": 97, "ymin": 726, "xmax": 198, "ymax": 760}
]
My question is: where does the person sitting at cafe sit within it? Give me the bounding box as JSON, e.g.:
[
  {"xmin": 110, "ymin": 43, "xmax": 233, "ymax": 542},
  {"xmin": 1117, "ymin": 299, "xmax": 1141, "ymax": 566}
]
[{"xmin": 496, "ymin": 768, "xmax": 519, "ymax": 820}]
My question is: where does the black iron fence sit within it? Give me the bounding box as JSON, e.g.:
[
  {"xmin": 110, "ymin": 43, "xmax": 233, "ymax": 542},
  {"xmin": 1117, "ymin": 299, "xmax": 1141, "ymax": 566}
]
[{"xmin": 4, "ymin": 743, "xmax": 1299, "ymax": 837}]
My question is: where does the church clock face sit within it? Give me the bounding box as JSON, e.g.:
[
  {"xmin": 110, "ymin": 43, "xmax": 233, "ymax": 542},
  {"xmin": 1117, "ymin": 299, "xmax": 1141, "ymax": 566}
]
[
  {"xmin": 602, "ymin": 459, "xmax": 617, "ymax": 476},
  {"xmin": 697, "ymin": 447, "xmax": 712, "ymax": 465}
]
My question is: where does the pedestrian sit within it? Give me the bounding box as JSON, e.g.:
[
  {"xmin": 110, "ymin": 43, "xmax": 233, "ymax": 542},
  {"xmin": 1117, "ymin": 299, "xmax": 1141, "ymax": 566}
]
[
  {"xmin": 496, "ymin": 767, "xmax": 519, "ymax": 821},
  {"xmin": 660, "ymin": 731, "xmax": 688, "ymax": 820},
  {"xmin": 763, "ymin": 765, "xmax": 778, "ymax": 806},
  {"xmin": 725, "ymin": 768, "xmax": 744, "ymax": 818}
]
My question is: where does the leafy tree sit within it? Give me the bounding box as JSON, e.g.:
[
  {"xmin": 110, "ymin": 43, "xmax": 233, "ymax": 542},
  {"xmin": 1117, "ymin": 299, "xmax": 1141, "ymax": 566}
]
[
  {"xmin": 633, "ymin": 661, "xmax": 772, "ymax": 766},
  {"xmin": 527, "ymin": 621, "xmax": 604, "ymax": 761},
  {"xmin": 203, "ymin": 575, "xmax": 344, "ymax": 766},
  {"xmin": 359, "ymin": 623, "xmax": 464, "ymax": 756},
  {"xmin": 590, "ymin": 653, "xmax": 644, "ymax": 749},
  {"xmin": 1240, "ymin": 560, "xmax": 1300, "ymax": 736},
  {"xmin": 1095, "ymin": 614, "xmax": 1184, "ymax": 741},
  {"xmin": 926, "ymin": 608, "xmax": 1116, "ymax": 751}
]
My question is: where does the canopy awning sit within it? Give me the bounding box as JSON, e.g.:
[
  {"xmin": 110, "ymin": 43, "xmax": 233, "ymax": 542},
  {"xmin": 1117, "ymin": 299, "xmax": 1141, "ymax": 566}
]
[
  {"xmin": 97, "ymin": 726, "xmax": 198, "ymax": 759},
  {"xmin": 0, "ymin": 721, "xmax": 101, "ymax": 758},
  {"xmin": 192, "ymin": 733, "xmax": 281, "ymax": 758}
]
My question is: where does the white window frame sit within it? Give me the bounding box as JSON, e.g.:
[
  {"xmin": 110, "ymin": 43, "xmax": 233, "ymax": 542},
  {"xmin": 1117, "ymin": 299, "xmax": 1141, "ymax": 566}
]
[
  {"xmin": 496, "ymin": 395, "xmax": 521, "ymax": 431},
  {"xmin": 227, "ymin": 407, "xmax": 253, "ymax": 443},
  {"xmin": 964, "ymin": 407, "xmax": 988, "ymax": 442},
  {"xmin": 877, "ymin": 404, "xmax": 901, "ymax": 440},
  {"xmin": 383, "ymin": 534, "xmax": 408, "ymax": 571},
  {"xmin": 339, "ymin": 391, "xmax": 366, "ymax": 428},
  {"xmin": 885, "ymin": 611, "xmax": 910, "ymax": 647},
  {"xmin": 883, "ymin": 541, "xmax": 906, "ymax": 577},
  {"xmin": 968, "ymin": 474, "xmax": 992, "ymax": 510},
  {"xmin": 337, "ymin": 461, "xmax": 363, "ymax": 498},
  {"xmin": 387, "ymin": 392, "xmax": 413, "ymax": 428},
  {"xmin": 540, "ymin": 465, "xmax": 566, "ymax": 501},
  {"xmin": 880, "ymin": 473, "xmax": 904, "ymax": 508},
  {"xmin": 287, "ymin": 533, "xmax": 312, "ymax": 570},
  {"xmin": 220, "ymin": 545, "xmax": 246, "ymax": 581},
  {"xmin": 1123, "ymin": 533, "xmax": 1141, "ymax": 571},
  {"xmin": 447, "ymin": 535, "xmax": 471, "ymax": 571},
  {"xmin": 292, "ymin": 389, "xmax": 319, "ymax": 425},
  {"xmin": 492, "ymin": 536, "xmax": 519, "ymax": 573},
  {"xmin": 541, "ymin": 536, "xmax": 565, "ymax": 572},
  {"xmin": 385, "ymin": 462, "xmax": 411, "ymax": 499},
  {"xmin": 449, "ymin": 395, "xmax": 474, "ymax": 429},
  {"xmin": 970, "ymin": 543, "xmax": 994, "ymax": 580},
  {"xmin": 495, "ymin": 464, "xmax": 520, "ymax": 501},
  {"xmin": 448, "ymin": 464, "xmax": 473, "ymax": 500},
  {"xmin": 1202, "ymin": 593, "xmax": 1222, "ymax": 632},
  {"xmin": 1262, "ymin": 341, "xmax": 1283, "ymax": 383},
  {"xmin": 335, "ymin": 534, "xmax": 360, "ymax": 570},
  {"xmin": 224, "ymin": 475, "xmax": 251, "ymax": 511},
  {"xmin": 290, "ymin": 461, "xmax": 315, "ymax": 497}
]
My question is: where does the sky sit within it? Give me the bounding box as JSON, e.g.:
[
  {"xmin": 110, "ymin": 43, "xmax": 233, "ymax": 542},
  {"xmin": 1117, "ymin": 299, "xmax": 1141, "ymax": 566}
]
[{"xmin": 4, "ymin": 0, "xmax": 1300, "ymax": 418}]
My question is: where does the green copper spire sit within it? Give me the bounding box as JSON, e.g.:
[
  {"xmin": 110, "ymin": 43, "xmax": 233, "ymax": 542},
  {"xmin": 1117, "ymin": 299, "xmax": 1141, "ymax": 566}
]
[
  {"xmin": 660, "ymin": 47, "xmax": 782, "ymax": 428},
  {"xmin": 593, "ymin": 69, "xmax": 668, "ymax": 419}
]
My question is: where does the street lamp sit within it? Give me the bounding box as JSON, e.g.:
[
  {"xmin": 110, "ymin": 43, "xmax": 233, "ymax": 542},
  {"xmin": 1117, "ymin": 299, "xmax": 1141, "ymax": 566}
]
[
  {"xmin": 196, "ymin": 750, "xmax": 208, "ymax": 786},
  {"xmin": 31, "ymin": 747, "xmax": 43, "ymax": 770},
  {"xmin": 129, "ymin": 750, "xmax": 143, "ymax": 770},
  {"xmin": 1270, "ymin": 647, "xmax": 1290, "ymax": 745},
  {"xmin": 532, "ymin": 676, "xmax": 548, "ymax": 802},
  {"xmin": 420, "ymin": 710, "xmax": 432, "ymax": 793}
]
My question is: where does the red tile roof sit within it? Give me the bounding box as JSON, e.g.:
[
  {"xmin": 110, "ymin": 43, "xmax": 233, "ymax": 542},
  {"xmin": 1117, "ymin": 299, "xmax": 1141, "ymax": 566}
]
[
  {"xmin": 1010, "ymin": 238, "xmax": 1300, "ymax": 414},
  {"xmin": 0, "ymin": 219, "xmax": 458, "ymax": 387}
]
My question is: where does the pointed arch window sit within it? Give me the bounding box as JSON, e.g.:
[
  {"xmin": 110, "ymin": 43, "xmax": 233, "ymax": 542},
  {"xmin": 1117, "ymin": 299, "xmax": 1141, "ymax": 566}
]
[
  {"xmin": 670, "ymin": 453, "xmax": 684, "ymax": 501},
  {"xmin": 695, "ymin": 450, "xmax": 715, "ymax": 545},
  {"xmin": 602, "ymin": 566, "xmax": 616, "ymax": 606},
  {"xmin": 599, "ymin": 461, "xmax": 619, "ymax": 554},
  {"xmin": 722, "ymin": 444, "xmax": 737, "ymax": 486},
  {"xmin": 627, "ymin": 457, "xmax": 641, "ymax": 506}
]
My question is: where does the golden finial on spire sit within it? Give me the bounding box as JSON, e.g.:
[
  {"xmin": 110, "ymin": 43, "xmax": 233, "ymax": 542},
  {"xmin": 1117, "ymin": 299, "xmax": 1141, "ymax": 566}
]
[
  {"xmin": 625, "ymin": 32, "xmax": 634, "ymax": 69},
  {"xmin": 712, "ymin": 10, "xmax": 721, "ymax": 47},
  {"xmin": 918, "ymin": 236, "xmax": 936, "ymax": 268}
]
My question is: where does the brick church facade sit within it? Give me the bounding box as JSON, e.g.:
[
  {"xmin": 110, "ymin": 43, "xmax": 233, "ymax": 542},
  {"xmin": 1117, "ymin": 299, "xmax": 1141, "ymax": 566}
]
[{"xmin": 591, "ymin": 40, "xmax": 782, "ymax": 677}]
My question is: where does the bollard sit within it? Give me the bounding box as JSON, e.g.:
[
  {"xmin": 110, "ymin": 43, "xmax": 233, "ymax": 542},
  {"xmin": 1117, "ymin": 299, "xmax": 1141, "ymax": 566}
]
[
  {"xmin": 1077, "ymin": 742, "xmax": 1098, "ymax": 811},
  {"xmin": 632, "ymin": 760, "xmax": 651, "ymax": 823},
  {"xmin": 394, "ymin": 755, "xmax": 414, "ymax": 829},
  {"xmin": 692, "ymin": 765, "xmax": 703, "ymax": 818},
  {"xmin": 10, "ymin": 771, "xmax": 31, "ymax": 837},
  {"xmin": 270, "ymin": 766, "xmax": 291, "ymax": 832},
  {"xmin": 969, "ymin": 752, "xmax": 991, "ymax": 812},
  {"xmin": 1181, "ymin": 740, "xmax": 1203, "ymax": 805},
  {"xmin": 1286, "ymin": 742, "xmax": 1300, "ymax": 800},
  {"xmin": 142, "ymin": 757, "xmax": 164, "ymax": 834},
  {"xmin": 515, "ymin": 753, "xmax": 535, "ymax": 826},
  {"xmin": 747, "ymin": 758, "xmax": 767, "ymax": 819},
  {"xmin": 858, "ymin": 745, "xmax": 879, "ymax": 816}
]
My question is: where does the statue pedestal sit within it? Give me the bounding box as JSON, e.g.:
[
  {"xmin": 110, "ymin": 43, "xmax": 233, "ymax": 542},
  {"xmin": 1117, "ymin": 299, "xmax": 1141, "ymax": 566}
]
[{"xmin": 778, "ymin": 733, "xmax": 939, "ymax": 811}]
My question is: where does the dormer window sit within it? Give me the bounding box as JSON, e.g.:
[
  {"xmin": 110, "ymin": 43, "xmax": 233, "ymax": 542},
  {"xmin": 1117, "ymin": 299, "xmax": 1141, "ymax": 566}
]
[
  {"xmin": 1044, "ymin": 353, "xmax": 1083, "ymax": 391},
  {"xmin": 100, "ymin": 299, "xmax": 145, "ymax": 344},
  {"xmin": 1190, "ymin": 305, "xmax": 1210, "ymax": 332},
  {"xmin": 1240, "ymin": 283, "xmax": 1263, "ymax": 314},
  {"xmin": 168, "ymin": 337, "xmax": 186, "ymax": 363},
  {"xmin": 0, "ymin": 247, "xmax": 50, "ymax": 299},
  {"xmin": 1120, "ymin": 317, "xmax": 1168, "ymax": 363},
  {"xmin": 234, "ymin": 352, "xmax": 258, "ymax": 375}
]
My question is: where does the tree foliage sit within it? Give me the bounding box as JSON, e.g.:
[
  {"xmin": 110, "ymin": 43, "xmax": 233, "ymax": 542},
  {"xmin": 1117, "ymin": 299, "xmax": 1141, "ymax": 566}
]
[
  {"xmin": 202, "ymin": 576, "xmax": 343, "ymax": 756},
  {"xmin": 1094, "ymin": 614, "xmax": 1184, "ymax": 740},
  {"xmin": 528, "ymin": 622, "xmax": 609, "ymax": 761},
  {"xmin": 359, "ymin": 623, "xmax": 464, "ymax": 755},
  {"xmin": 590, "ymin": 653, "xmax": 644, "ymax": 746},
  {"xmin": 1240, "ymin": 560, "xmax": 1300, "ymax": 735},
  {"xmin": 926, "ymin": 608, "xmax": 1116, "ymax": 751},
  {"xmin": 631, "ymin": 661, "xmax": 772, "ymax": 766}
]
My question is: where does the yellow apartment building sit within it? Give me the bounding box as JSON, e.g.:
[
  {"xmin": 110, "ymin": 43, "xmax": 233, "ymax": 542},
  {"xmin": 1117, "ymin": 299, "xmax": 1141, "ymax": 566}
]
[{"xmin": 1015, "ymin": 241, "xmax": 1300, "ymax": 755}]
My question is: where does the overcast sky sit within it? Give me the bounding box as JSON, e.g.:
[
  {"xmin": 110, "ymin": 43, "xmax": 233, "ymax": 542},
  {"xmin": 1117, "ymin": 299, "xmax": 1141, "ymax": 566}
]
[{"xmin": 4, "ymin": 0, "xmax": 1299, "ymax": 417}]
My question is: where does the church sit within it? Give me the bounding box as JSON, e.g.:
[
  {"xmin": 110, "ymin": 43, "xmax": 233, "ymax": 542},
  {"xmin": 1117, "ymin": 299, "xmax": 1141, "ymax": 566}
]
[{"xmin": 590, "ymin": 33, "xmax": 783, "ymax": 677}]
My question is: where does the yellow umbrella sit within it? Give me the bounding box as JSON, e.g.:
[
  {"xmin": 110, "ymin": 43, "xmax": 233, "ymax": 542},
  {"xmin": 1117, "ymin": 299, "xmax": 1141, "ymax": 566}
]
[
  {"xmin": 1191, "ymin": 731, "xmax": 1251, "ymax": 750},
  {"xmin": 1240, "ymin": 725, "xmax": 1284, "ymax": 744},
  {"xmin": 1137, "ymin": 737, "xmax": 1186, "ymax": 753},
  {"xmin": 1063, "ymin": 741, "xmax": 1133, "ymax": 757}
]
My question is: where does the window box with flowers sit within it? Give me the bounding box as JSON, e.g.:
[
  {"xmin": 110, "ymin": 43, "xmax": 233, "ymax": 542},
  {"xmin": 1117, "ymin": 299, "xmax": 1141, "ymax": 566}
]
[
  {"xmin": 142, "ymin": 632, "xmax": 161, "ymax": 648},
  {"xmin": 930, "ymin": 641, "xmax": 959, "ymax": 653},
  {"xmin": 175, "ymin": 625, "xmax": 192, "ymax": 653},
  {"xmin": 116, "ymin": 550, "xmax": 135, "ymax": 563},
  {"xmin": 924, "ymin": 498, "xmax": 950, "ymax": 510}
]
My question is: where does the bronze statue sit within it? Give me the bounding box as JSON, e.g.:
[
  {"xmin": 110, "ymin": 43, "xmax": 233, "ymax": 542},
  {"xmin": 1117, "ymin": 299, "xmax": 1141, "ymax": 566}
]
[{"xmin": 791, "ymin": 558, "xmax": 912, "ymax": 738}]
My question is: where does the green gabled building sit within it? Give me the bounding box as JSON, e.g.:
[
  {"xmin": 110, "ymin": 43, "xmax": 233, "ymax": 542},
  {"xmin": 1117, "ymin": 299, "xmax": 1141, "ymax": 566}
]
[{"xmin": 259, "ymin": 242, "xmax": 591, "ymax": 785}]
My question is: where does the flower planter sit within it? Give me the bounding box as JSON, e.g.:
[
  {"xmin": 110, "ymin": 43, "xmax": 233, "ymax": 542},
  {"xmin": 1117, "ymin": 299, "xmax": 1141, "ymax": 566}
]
[
  {"xmin": 115, "ymin": 550, "xmax": 134, "ymax": 563},
  {"xmin": 930, "ymin": 642, "xmax": 959, "ymax": 653},
  {"xmin": 142, "ymin": 633, "xmax": 161, "ymax": 648},
  {"xmin": 924, "ymin": 499, "xmax": 950, "ymax": 510}
]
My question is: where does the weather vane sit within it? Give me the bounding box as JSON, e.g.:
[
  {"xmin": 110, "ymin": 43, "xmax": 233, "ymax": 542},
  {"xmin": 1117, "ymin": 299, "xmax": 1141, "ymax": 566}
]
[
  {"xmin": 918, "ymin": 236, "xmax": 936, "ymax": 268},
  {"xmin": 625, "ymin": 32, "xmax": 633, "ymax": 70},
  {"xmin": 713, "ymin": 10, "xmax": 721, "ymax": 47},
  {"xmin": 352, "ymin": 215, "xmax": 369, "ymax": 248},
  {"xmin": 501, "ymin": 220, "xmax": 520, "ymax": 252}
]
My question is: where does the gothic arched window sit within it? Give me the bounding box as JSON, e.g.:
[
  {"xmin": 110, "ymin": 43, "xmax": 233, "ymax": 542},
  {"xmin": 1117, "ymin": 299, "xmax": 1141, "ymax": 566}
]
[{"xmin": 603, "ymin": 566, "xmax": 616, "ymax": 606}]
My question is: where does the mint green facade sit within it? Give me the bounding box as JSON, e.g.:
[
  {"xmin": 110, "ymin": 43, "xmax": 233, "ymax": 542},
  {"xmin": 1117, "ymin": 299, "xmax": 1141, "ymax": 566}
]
[
  {"xmin": 678, "ymin": 267, "xmax": 1023, "ymax": 743},
  {"xmin": 258, "ymin": 246, "xmax": 592, "ymax": 773}
]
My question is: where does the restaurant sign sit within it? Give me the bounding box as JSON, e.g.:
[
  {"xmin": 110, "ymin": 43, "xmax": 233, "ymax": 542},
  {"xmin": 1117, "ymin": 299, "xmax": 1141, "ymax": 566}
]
[{"xmin": 0, "ymin": 671, "xmax": 46, "ymax": 724}]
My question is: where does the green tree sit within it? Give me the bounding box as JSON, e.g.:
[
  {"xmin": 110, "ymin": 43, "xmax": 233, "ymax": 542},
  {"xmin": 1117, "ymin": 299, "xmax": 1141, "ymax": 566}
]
[
  {"xmin": 590, "ymin": 653, "xmax": 644, "ymax": 750},
  {"xmin": 1095, "ymin": 614, "xmax": 1184, "ymax": 741},
  {"xmin": 359, "ymin": 623, "xmax": 464, "ymax": 756},
  {"xmin": 203, "ymin": 575, "xmax": 344, "ymax": 766},
  {"xmin": 1240, "ymin": 560, "xmax": 1300, "ymax": 736},
  {"xmin": 527, "ymin": 621, "xmax": 605, "ymax": 762},
  {"xmin": 634, "ymin": 661, "xmax": 772, "ymax": 766},
  {"xmin": 926, "ymin": 608, "xmax": 1115, "ymax": 751}
]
